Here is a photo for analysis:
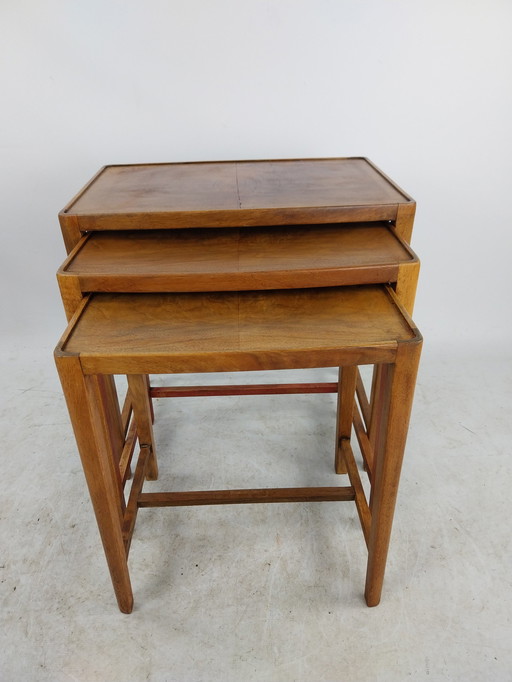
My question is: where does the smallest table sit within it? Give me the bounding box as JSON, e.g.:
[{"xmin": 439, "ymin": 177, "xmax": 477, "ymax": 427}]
[{"xmin": 55, "ymin": 285, "xmax": 422, "ymax": 613}]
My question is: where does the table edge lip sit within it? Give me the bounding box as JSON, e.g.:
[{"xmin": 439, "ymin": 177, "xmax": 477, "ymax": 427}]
[
  {"xmin": 56, "ymin": 222, "xmax": 419, "ymax": 277},
  {"xmin": 54, "ymin": 285, "xmax": 422, "ymax": 363},
  {"xmin": 59, "ymin": 157, "xmax": 415, "ymax": 217}
]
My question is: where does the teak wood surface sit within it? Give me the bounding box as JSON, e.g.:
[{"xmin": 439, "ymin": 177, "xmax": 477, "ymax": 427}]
[
  {"xmin": 55, "ymin": 157, "xmax": 422, "ymax": 612},
  {"xmin": 56, "ymin": 285, "xmax": 420, "ymax": 375},
  {"xmin": 55, "ymin": 284, "xmax": 422, "ymax": 612},
  {"xmin": 58, "ymin": 158, "xmax": 416, "ymax": 251},
  {"xmin": 57, "ymin": 222, "xmax": 419, "ymax": 316}
]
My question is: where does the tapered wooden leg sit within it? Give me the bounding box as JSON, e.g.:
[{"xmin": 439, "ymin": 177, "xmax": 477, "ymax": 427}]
[
  {"xmin": 55, "ymin": 354, "xmax": 133, "ymax": 613},
  {"xmin": 335, "ymin": 366, "xmax": 357, "ymax": 474},
  {"xmin": 127, "ymin": 375, "xmax": 158, "ymax": 481},
  {"xmin": 364, "ymin": 341, "xmax": 422, "ymax": 607}
]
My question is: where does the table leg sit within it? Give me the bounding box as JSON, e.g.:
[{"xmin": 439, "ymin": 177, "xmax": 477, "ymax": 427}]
[
  {"xmin": 55, "ymin": 354, "xmax": 133, "ymax": 613},
  {"xmin": 127, "ymin": 375, "xmax": 158, "ymax": 481},
  {"xmin": 335, "ymin": 366, "xmax": 357, "ymax": 474},
  {"xmin": 364, "ymin": 341, "xmax": 422, "ymax": 606}
]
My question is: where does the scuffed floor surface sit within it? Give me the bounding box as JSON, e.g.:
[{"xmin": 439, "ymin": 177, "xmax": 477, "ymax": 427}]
[{"xmin": 1, "ymin": 341, "xmax": 511, "ymax": 681}]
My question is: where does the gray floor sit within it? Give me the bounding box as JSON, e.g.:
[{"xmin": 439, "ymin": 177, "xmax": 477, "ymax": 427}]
[{"xmin": 1, "ymin": 341, "xmax": 511, "ymax": 681}]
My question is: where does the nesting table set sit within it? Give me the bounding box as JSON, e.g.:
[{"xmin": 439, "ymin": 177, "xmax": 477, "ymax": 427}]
[{"xmin": 55, "ymin": 158, "xmax": 422, "ymax": 613}]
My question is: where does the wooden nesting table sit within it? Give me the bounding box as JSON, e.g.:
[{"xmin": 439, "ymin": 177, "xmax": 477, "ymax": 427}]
[
  {"xmin": 58, "ymin": 157, "xmax": 416, "ymax": 249},
  {"xmin": 55, "ymin": 157, "xmax": 422, "ymax": 611},
  {"xmin": 58, "ymin": 223, "xmax": 419, "ymax": 314}
]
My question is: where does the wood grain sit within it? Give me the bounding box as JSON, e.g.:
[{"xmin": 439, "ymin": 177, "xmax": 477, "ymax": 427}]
[
  {"xmin": 335, "ymin": 366, "xmax": 358, "ymax": 474},
  {"xmin": 59, "ymin": 158, "xmax": 415, "ymax": 235},
  {"xmin": 54, "ymin": 156, "xmax": 422, "ymax": 611},
  {"xmin": 395, "ymin": 260, "xmax": 420, "ymax": 315},
  {"xmin": 365, "ymin": 341, "xmax": 422, "ymax": 606},
  {"xmin": 127, "ymin": 375, "xmax": 158, "ymax": 481},
  {"xmin": 56, "ymin": 286, "xmax": 419, "ymax": 375},
  {"xmin": 55, "ymin": 354, "xmax": 133, "ymax": 613},
  {"xmin": 137, "ymin": 487, "xmax": 356, "ymax": 506},
  {"xmin": 59, "ymin": 223, "xmax": 417, "ymax": 293}
]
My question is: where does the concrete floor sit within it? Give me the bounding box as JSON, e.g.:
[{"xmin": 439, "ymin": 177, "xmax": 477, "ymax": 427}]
[{"xmin": 1, "ymin": 341, "xmax": 511, "ymax": 681}]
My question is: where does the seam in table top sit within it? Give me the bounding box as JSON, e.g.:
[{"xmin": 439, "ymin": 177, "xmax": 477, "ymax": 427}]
[{"xmin": 235, "ymin": 163, "xmax": 242, "ymax": 209}]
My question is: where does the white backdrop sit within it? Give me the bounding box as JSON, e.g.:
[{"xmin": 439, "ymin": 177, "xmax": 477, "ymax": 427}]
[{"xmin": 2, "ymin": 0, "xmax": 512, "ymax": 351}]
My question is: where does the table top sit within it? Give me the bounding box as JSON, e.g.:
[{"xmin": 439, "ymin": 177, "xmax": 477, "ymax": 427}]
[
  {"xmin": 56, "ymin": 285, "xmax": 420, "ymax": 375},
  {"xmin": 60, "ymin": 158, "xmax": 414, "ymax": 232},
  {"xmin": 59, "ymin": 222, "xmax": 417, "ymax": 293}
]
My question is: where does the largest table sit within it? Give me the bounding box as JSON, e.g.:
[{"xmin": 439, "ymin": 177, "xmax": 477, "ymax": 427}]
[{"xmin": 59, "ymin": 157, "xmax": 416, "ymax": 252}]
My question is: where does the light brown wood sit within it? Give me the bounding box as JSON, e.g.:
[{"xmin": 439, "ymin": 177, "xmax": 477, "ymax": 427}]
[
  {"xmin": 59, "ymin": 165, "xmax": 107, "ymax": 253},
  {"xmin": 58, "ymin": 213, "xmax": 82, "ymax": 255},
  {"xmin": 56, "ymin": 286, "xmax": 418, "ymax": 375},
  {"xmin": 126, "ymin": 375, "xmax": 158, "ymax": 481},
  {"xmin": 364, "ymin": 340, "xmax": 422, "ymax": 607},
  {"xmin": 338, "ymin": 439, "xmax": 371, "ymax": 546},
  {"xmin": 368, "ymin": 285, "xmax": 420, "ymax": 471},
  {"xmin": 237, "ymin": 159, "xmax": 410, "ymax": 208},
  {"xmin": 395, "ymin": 260, "xmax": 420, "ymax": 315},
  {"xmin": 335, "ymin": 366, "xmax": 358, "ymax": 474},
  {"xmin": 138, "ymin": 486, "xmax": 356, "ymax": 506},
  {"xmin": 119, "ymin": 419, "xmax": 137, "ymax": 485},
  {"xmin": 57, "ymin": 269, "xmax": 83, "ymax": 321},
  {"xmin": 55, "ymin": 157, "xmax": 421, "ymax": 611},
  {"xmin": 99, "ymin": 376, "xmax": 124, "ymax": 469},
  {"xmin": 57, "ymin": 273, "xmax": 126, "ymax": 475},
  {"xmin": 123, "ymin": 445, "xmax": 150, "ymax": 554},
  {"xmin": 55, "ymin": 354, "xmax": 133, "ymax": 613},
  {"xmin": 120, "ymin": 390, "xmax": 133, "ymax": 437},
  {"xmin": 368, "ymin": 363, "xmax": 393, "ymax": 503},
  {"xmin": 55, "ymin": 283, "xmax": 422, "ymax": 611},
  {"xmin": 58, "ymin": 158, "xmax": 415, "ymax": 240},
  {"xmin": 356, "ymin": 370, "xmax": 371, "ymax": 429},
  {"xmin": 142, "ymin": 374, "xmax": 155, "ymax": 424},
  {"xmin": 353, "ymin": 402, "xmax": 374, "ymax": 480},
  {"xmin": 56, "ymin": 159, "xmax": 419, "ymax": 503},
  {"xmin": 58, "ymin": 223, "xmax": 417, "ymax": 294},
  {"xmin": 395, "ymin": 201, "xmax": 416, "ymax": 243},
  {"xmin": 56, "ymin": 158, "xmax": 419, "ymax": 467}
]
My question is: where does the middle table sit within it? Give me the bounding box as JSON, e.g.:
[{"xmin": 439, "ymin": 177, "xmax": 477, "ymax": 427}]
[{"xmin": 58, "ymin": 222, "xmax": 419, "ymax": 318}]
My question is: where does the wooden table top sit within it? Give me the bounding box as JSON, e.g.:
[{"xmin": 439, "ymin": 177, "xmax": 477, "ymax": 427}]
[
  {"xmin": 60, "ymin": 158, "xmax": 414, "ymax": 232},
  {"xmin": 59, "ymin": 222, "xmax": 417, "ymax": 293},
  {"xmin": 56, "ymin": 286, "xmax": 420, "ymax": 375}
]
